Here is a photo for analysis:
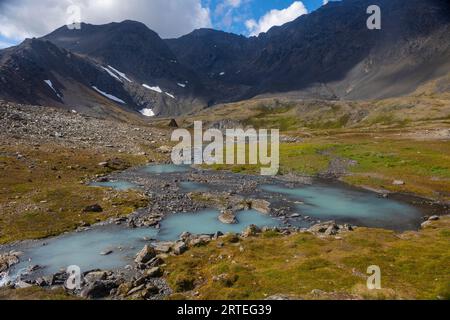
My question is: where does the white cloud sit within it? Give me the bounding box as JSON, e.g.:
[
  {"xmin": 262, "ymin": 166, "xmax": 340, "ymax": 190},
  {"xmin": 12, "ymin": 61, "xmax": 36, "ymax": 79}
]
[
  {"xmin": 323, "ymin": 0, "xmax": 329, "ymax": 5},
  {"xmin": 0, "ymin": 0, "xmax": 212, "ymax": 41},
  {"xmin": 245, "ymin": 1, "xmax": 308, "ymax": 36}
]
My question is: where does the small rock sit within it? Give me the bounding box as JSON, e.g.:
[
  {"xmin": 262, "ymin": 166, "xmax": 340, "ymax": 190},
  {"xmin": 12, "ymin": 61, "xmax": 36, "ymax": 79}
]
[
  {"xmin": 311, "ymin": 289, "xmax": 326, "ymax": 296},
  {"xmin": 219, "ymin": 210, "xmax": 238, "ymax": 224},
  {"xmin": 180, "ymin": 232, "xmax": 191, "ymax": 241},
  {"xmin": 145, "ymin": 267, "xmax": 163, "ymax": 278},
  {"xmin": 15, "ymin": 281, "xmax": 32, "ymax": 289},
  {"xmin": 213, "ymin": 231, "xmax": 224, "ymax": 240},
  {"xmin": 158, "ymin": 146, "xmax": 172, "ymax": 154},
  {"xmin": 189, "ymin": 235, "xmax": 212, "ymax": 247},
  {"xmin": 127, "ymin": 284, "xmax": 145, "ymax": 296},
  {"xmin": 173, "ymin": 242, "xmax": 188, "ymax": 255},
  {"xmin": 0, "ymin": 253, "xmax": 20, "ymax": 273},
  {"xmin": 146, "ymin": 257, "xmax": 165, "ymax": 268},
  {"xmin": 83, "ymin": 204, "xmax": 103, "ymax": 213},
  {"xmin": 250, "ymin": 199, "xmax": 271, "ymax": 214},
  {"xmin": 154, "ymin": 242, "xmax": 174, "ymax": 254},
  {"xmin": 265, "ymin": 294, "xmax": 292, "ymax": 301},
  {"xmin": 168, "ymin": 119, "xmax": 179, "ymax": 128},
  {"xmin": 325, "ymin": 225, "xmax": 339, "ymax": 236},
  {"xmin": 242, "ymin": 224, "xmax": 261, "ymax": 238},
  {"xmin": 81, "ymin": 281, "xmax": 117, "ymax": 299},
  {"xmin": 84, "ymin": 271, "xmax": 107, "ymax": 283},
  {"xmin": 135, "ymin": 245, "xmax": 157, "ymax": 264},
  {"xmin": 35, "ymin": 277, "xmax": 49, "ymax": 287},
  {"xmin": 421, "ymin": 221, "xmax": 434, "ymax": 229}
]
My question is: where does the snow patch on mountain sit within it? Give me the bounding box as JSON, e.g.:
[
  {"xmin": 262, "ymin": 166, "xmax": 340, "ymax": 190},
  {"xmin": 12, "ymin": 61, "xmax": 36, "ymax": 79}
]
[
  {"xmin": 92, "ymin": 86, "xmax": 126, "ymax": 104},
  {"xmin": 165, "ymin": 92, "xmax": 175, "ymax": 99},
  {"xmin": 44, "ymin": 80, "xmax": 62, "ymax": 99},
  {"xmin": 108, "ymin": 66, "xmax": 132, "ymax": 83},
  {"xmin": 177, "ymin": 83, "xmax": 186, "ymax": 88},
  {"xmin": 143, "ymin": 84, "xmax": 163, "ymax": 93},
  {"xmin": 139, "ymin": 108, "xmax": 155, "ymax": 117},
  {"xmin": 101, "ymin": 67, "xmax": 122, "ymax": 82}
]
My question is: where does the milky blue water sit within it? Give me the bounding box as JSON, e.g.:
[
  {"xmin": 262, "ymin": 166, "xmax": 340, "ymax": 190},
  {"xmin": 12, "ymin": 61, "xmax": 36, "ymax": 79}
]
[
  {"xmin": 2, "ymin": 209, "xmax": 279, "ymax": 281},
  {"xmin": 11, "ymin": 226, "xmax": 159, "ymax": 277},
  {"xmin": 261, "ymin": 184, "xmax": 422, "ymax": 230},
  {"xmin": 1, "ymin": 176, "xmax": 426, "ymax": 285},
  {"xmin": 142, "ymin": 164, "xmax": 190, "ymax": 174},
  {"xmin": 179, "ymin": 181, "xmax": 209, "ymax": 192},
  {"xmin": 90, "ymin": 181, "xmax": 138, "ymax": 190},
  {"xmin": 158, "ymin": 209, "xmax": 280, "ymax": 241}
]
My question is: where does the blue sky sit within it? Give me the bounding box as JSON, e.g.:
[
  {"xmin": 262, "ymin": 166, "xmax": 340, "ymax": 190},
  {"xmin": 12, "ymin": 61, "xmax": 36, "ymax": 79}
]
[
  {"xmin": 0, "ymin": 0, "xmax": 334, "ymax": 49},
  {"xmin": 204, "ymin": 0, "xmax": 327, "ymax": 35}
]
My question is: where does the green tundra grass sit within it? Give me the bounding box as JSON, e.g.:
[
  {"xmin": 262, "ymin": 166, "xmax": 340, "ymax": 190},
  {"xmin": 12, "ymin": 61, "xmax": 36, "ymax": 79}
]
[{"xmin": 165, "ymin": 217, "xmax": 450, "ymax": 300}]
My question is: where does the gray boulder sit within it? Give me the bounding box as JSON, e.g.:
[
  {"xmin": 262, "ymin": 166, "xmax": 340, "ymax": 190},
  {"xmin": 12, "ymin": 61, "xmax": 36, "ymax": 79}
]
[
  {"xmin": 135, "ymin": 245, "xmax": 157, "ymax": 264},
  {"xmin": 219, "ymin": 210, "xmax": 238, "ymax": 224}
]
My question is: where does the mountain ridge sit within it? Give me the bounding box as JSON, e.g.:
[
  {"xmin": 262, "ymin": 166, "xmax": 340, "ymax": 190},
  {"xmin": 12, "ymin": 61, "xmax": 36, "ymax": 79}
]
[{"xmin": 0, "ymin": 0, "xmax": 449, "ymax": 117}]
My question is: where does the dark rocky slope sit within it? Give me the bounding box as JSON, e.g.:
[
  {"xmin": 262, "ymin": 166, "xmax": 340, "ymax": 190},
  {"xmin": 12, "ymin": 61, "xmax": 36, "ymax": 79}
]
[{"xmin": 0, "ymin": 0, "xmax": 449, "ymax": 116}]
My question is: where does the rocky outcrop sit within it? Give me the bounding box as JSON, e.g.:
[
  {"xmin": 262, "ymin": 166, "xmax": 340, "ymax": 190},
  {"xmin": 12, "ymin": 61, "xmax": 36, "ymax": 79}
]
[
  {"xmin": 135, "ymin": 245, "xmax": 157, "ymax": 264},
  {"xmin": 421, "ymin": 215, "xmax": 441, "ymax": 228},
  {"xmin": 81, "ymin": 280, "xmax": 118, "ymax": 299},
  {"xmin": 242, "ymin": 225, "xmax": 262, "ymax": 238},
  {"xmin": 308, "ymin": 221, "xmax": 355, "ymax": 236},
  {"xmin": 219, "ymin": 210, "xmax": 238, "ymax": 224},
  {"xmin": 0, "ymin": 252, "xmax": 20, "ymax": 273},
  {"xmin": 250, "ymin": 199, "xmax": 271, "ymax": 215},
  {"xmin": 154, "ymin": 242, "xmax": 175, "ymax": 254},
  {"xmin": 173, "ymin": 242, "xmax": 188, "ymax": 255}
]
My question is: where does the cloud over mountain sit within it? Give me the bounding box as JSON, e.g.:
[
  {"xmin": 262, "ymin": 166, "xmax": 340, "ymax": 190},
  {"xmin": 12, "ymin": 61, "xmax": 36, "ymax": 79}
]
[
  {"xmin": 0, "ymin": 0, "xmax": 212, "ymax": 40},
  {"xmin": 245, "ymin": 1, "xmax": 308, "ymax": 36}
]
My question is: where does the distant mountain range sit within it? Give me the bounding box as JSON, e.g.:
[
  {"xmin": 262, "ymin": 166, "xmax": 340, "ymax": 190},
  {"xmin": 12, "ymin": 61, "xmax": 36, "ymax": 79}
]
[{"xmin": 1, "ymin": 0, "xmax": 449, "ymax": 118}]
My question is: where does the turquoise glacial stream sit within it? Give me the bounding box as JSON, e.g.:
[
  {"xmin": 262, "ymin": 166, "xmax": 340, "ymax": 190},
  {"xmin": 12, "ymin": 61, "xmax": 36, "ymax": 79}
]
[
  {"xmin": 90, "ymin": 181, "xmax": 138, "ymax": 190},
  {"xmin": 261, "ymin": 184, "xmax": 422, "ymax": 230},
  {"xmin": 0, "ymin": 164, "xmax": 425, "ymax": 285},
  {"xmin": 142, "ymin": 164, "xmax": 190, "ymax": 174},
  {"xmin": 2, "ymin": 209, "xmax": 280, "ymax": 282}
]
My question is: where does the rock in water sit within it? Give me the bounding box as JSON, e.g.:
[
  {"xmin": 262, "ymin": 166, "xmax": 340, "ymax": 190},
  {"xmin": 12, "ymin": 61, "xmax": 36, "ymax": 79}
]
[
  {"xmin": 219, "ymin": 210, "xmax": 238, "ymax": 224},
  {"xmin": 250, "ymin": 199, "xmax": 271, "ymax": 214},
  {"xmin": 0, "ymin": 252, "xmax": 20, "ymax": 273},
  {"xmin": 135, "ymin": 245, "xmax": 156, "ymax": 264}
]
